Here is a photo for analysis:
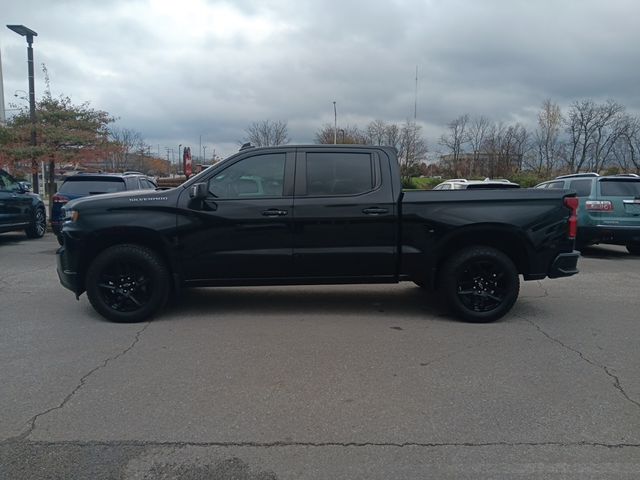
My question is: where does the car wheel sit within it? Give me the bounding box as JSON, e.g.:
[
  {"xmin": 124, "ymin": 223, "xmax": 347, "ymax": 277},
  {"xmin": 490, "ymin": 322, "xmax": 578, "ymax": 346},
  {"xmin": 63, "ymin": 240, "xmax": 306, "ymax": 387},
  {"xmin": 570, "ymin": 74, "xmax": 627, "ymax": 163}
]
[
  {"xmin": 440, "ymin": 246, "xmax": 520, "ymax": 323},
  {"xmin": 627, "ymin": 243, "xmax": 640, "ymax": 255},
  {"xmin": 25, "ymin": 207, "xmax": 47, "ymax": 238},
  {"xmin": 86, "ymin": 244, "xmax": 170, "ymax": 323}
]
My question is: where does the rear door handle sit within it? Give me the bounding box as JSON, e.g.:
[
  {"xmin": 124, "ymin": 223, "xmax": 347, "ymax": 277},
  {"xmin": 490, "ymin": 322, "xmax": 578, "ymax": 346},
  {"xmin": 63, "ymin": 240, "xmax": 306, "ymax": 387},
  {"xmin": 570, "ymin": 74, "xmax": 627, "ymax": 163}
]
[
  {"xmin": 362, "ymin": 207, "xmax": 388, "ymax": 215},
  {"xmin": 262, "ymin": 209, "xmax": 288, "ymax": 217}
]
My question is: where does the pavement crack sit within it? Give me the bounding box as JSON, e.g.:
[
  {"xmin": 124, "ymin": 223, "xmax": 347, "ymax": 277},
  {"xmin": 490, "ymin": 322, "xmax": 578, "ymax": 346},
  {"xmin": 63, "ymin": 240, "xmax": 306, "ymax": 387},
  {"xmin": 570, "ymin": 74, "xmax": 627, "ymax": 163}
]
[
  {"xmin": 6, "ymin": 439, "xmax": 640, "ymax": 449},
  {"xmin": 522, "ymin": 316, "xmax": 640, "ymax": 410},
  {"xmin": 536, "ymin": 281, "xmax": 549, "ymax": 297},
  {"xmin": 11, "ymin": 321, "xmax": 153, "ymax": 442}
]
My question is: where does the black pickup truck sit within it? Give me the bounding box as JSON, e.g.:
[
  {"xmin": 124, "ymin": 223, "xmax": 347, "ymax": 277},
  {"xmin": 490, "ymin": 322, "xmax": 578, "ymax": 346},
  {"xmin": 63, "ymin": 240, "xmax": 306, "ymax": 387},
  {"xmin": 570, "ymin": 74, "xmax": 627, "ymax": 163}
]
[{"xmin": 57, "ymin": 145, "xmax": 579, "ymax": 323}]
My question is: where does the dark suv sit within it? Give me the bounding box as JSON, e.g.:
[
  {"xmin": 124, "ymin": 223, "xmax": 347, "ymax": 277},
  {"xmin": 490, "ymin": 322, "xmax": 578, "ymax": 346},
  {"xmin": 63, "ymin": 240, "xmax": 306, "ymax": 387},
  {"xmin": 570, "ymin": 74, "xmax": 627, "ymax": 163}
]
[
  {"xmin": 51, "ymin": 172, "xmax": 157, "ymax": 243},
  {"xmin": 0, "ymin": 169, "xmax": 47, "ymax": 239},
  {"xmin": 535, "ymin": 173, "xmax": 640, "ymax": 254}
]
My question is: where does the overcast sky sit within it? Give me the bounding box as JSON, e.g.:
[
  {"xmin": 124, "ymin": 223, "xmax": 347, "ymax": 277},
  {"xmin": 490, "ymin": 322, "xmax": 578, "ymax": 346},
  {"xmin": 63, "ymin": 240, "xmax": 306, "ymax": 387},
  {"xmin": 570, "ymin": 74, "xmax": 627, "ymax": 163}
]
[{"xmin": 2, "ymin": 0, "xmax": 639, "ymax": 159}]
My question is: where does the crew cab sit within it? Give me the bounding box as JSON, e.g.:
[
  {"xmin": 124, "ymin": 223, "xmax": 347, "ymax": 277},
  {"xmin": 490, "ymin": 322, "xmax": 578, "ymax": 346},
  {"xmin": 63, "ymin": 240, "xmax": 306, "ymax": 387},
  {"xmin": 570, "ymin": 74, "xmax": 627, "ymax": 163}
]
[{"xmin": 57, "ymin": 145, "xmax": 579, "ymax": 323}]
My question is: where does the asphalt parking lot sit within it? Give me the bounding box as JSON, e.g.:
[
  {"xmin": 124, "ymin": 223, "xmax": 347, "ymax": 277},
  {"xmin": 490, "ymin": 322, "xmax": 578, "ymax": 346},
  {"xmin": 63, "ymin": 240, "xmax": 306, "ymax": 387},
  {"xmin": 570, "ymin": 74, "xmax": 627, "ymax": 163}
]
[{"xmin": 1, "ymin": 232, "xmax": 639, "ymax": 479}]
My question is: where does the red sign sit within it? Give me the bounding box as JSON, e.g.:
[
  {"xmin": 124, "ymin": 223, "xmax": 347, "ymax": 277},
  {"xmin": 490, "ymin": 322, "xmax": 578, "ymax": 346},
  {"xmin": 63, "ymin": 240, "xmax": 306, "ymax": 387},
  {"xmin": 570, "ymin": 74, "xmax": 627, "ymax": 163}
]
[{"xmin": 183, "ymin": 146, "xmax": 192, "ymax": 178}]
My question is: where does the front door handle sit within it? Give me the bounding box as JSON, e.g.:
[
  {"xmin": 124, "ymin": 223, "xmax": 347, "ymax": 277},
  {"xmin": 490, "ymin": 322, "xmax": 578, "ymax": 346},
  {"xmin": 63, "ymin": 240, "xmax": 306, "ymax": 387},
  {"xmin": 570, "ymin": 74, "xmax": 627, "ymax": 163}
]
[
  {"xmin": 262, "ymin": 209, "xmax": 288, "ymax": 217},
  {"xmin": 362, "ymin": 207, "xmax": 388, "ymax": 215}
]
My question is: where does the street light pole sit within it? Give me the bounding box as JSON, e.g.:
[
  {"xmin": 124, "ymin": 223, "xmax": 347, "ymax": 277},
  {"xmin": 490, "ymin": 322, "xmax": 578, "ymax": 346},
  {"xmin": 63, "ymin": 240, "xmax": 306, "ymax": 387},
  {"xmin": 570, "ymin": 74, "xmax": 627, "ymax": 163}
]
[
  {"xmin": 7, "ymin": 25, "xmax": 38, "ymax": 193},
  {"xmin": 178, "ymin": 144, "xmax": 182, "ymax": 175},
  {"xmin": 333, "ymin": 101, "xmax": 337, "ymax": 145}
]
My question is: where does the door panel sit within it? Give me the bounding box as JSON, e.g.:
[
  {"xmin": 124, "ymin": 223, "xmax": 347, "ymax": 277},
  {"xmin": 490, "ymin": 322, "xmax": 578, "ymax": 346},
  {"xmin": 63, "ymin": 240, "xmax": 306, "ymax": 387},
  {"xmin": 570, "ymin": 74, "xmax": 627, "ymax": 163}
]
[
  {"xmin": 178, "ymin": 151, "xmax": 295, "ymax": 280},
  {"xmin": 292, "ymin": 149, "xmax": 397, "ymax": 277}
]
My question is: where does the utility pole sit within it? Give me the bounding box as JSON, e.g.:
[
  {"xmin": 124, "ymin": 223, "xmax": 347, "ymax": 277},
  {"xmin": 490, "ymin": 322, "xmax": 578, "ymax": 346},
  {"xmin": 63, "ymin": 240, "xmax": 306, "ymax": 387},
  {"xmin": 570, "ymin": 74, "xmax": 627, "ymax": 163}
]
[
  {"xmin": 333, "ymin": 101, "xmax": 337, "ymax": 144},
  {"xmin": 414, "ymin": 65, "xmax": 418, "ymax": 120},
  {"xmin": 203, "ymin": 145, "xmax": 207, "ymax": 163}
]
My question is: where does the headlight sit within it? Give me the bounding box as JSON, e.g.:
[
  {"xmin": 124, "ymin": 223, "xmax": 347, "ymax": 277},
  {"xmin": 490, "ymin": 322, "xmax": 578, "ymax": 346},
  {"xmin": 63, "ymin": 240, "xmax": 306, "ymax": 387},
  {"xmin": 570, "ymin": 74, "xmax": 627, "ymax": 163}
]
[{"xmin": 63, "ymin": 209, "xmax": 79, "ymax": 222}]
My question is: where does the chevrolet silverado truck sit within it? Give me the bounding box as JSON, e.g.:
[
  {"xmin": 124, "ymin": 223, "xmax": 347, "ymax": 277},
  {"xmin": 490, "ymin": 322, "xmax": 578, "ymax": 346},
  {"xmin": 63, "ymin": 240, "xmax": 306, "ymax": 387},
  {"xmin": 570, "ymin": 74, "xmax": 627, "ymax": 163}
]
[{"xmin": 57, "ymin": 145, "xmax": 579, "ymax": 323}]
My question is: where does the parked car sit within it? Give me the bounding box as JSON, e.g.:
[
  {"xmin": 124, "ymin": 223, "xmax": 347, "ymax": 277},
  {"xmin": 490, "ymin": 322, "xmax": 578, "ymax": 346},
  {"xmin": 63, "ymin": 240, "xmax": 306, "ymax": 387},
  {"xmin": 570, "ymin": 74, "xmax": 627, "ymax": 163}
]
[
  {"xmin": 0, "ymin": 169, "xmax": 47, "ymax": 239},
  {"xmin": 534, "ymin": 173, "xmax": 640, "ymax": 254},
  {"xmin": 51, "ymin": 172, "xmax": 157, "ymax": 244},
  {"xmin": 57, "ymin": 145, "xmax": 578, "ymax": 324},
  {"xmin": 432, "ymin": 178, "xmax": 520, "ymax": 190}
]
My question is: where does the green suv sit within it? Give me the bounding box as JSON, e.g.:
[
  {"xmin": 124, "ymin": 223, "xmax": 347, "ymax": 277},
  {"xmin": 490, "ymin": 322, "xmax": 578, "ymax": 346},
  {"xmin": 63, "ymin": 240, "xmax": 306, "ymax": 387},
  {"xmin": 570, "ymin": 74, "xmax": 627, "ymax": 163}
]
[{"xmin": 535, "ymin": 173, "xmax": 640, "ymax": 254}]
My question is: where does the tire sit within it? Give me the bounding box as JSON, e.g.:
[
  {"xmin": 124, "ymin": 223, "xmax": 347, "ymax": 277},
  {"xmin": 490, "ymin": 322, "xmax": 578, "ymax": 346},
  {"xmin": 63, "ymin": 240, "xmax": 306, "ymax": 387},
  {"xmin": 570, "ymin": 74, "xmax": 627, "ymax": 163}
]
[
  {"xmin": 56, "ymin": 234, "xmax": 64, "ymax": 246},
  {"xmin": 440, "ymin": 246, "xmax": 520, "ymax": 323},
  {"xmin": 25, "ymin": 207, "xmax": 46, "ymax": 238},
  {"xmin": 627, "ymin": 243, "xmax": 640, "ymax": 255},
  {"xmin": 85, "ymin": 244, "xmax": 170, "ymax": 323}
]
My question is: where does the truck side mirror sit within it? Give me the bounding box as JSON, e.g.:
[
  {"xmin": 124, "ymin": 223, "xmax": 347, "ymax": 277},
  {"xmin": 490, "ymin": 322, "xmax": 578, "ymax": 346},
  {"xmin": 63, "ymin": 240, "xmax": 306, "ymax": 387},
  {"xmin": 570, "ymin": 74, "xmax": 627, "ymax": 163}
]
[{"xmin": 190, "ymin": 182, "xmax": 208, "ymax": 199}]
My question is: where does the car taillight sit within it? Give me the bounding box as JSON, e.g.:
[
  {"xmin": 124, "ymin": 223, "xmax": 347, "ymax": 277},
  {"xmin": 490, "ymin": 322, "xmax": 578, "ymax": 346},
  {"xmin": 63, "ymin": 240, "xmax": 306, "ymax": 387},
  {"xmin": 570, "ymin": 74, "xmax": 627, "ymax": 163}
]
[
  {"xmin": 53, "ymin": 194, "xmax": 69, "ymax": 204},
  {"xmin": 585, "ymin": 200, "xmax": 614, "ymax": 212},
  {"xmin": 564, "ymin": 196, "xmax": 579, "ymax": 239}
]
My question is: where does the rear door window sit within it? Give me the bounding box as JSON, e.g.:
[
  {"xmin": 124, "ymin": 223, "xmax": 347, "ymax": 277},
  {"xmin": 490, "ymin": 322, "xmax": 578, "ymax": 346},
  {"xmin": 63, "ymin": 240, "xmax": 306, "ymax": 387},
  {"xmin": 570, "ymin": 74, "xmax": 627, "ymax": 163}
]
[
  {"xmin": 568, "ymin": 179, "xmax": 593, "ymax": 197},
  {"xmin": 59, "ymin": 178, "xmax": 126, "ymax": 195},
  {"xmin": 306, "ymin": 152, "xmax": 374, "ymax": 196},
  {"xmin": 546, "ymin": 181, "xmax": 565, "ymax": 189}
]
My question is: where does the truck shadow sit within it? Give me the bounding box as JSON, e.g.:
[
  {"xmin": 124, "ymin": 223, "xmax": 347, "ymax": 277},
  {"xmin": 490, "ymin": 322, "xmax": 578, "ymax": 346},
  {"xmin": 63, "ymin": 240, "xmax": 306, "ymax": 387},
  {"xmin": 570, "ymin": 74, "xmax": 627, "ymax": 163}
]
[
  {"xmin": 166, "ymin": 284, "xmax": 454, "ymax": 321},
  {"xmin": 579, "ymin": 245, "xmax": 633, "ymax": 259},
  {"xmin": 0, "ymin": 233, "xmax": 28, "ymax": 245}
]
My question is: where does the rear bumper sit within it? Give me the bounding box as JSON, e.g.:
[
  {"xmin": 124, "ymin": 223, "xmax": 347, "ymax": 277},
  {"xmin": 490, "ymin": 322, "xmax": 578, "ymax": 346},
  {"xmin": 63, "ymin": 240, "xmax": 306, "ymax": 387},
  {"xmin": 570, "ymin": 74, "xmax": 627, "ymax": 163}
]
[
  {"xmin": 579, "ymin": 225, "xmax": 640, "ymax": 246},
  {"xmin": 548, "ymin": 251, "xmax": 580, "ymax": 278}
]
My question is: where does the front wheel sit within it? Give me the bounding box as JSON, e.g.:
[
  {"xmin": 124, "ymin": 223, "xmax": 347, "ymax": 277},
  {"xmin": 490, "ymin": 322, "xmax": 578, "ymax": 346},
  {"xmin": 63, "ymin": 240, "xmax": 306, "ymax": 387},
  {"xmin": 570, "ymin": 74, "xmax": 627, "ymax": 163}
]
[
  {"xmin": 440, "ymin": 246, "xmax": 520, "ymax": 323},
  {"xmin": 86, "ymin": 244, "xmax": 170, "ymax": 323}
]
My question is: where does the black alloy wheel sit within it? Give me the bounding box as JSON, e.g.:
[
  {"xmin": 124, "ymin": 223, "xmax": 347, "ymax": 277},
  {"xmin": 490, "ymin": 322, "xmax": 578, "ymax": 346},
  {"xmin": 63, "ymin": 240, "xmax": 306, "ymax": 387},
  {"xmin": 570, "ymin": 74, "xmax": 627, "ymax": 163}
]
[
  {"xmin": 441, "ymin": 246, "xmax": 520, "ymax": 323},
  {"xmin": 25, "ymin": 207, "xmax": 46, "ymax": 238},
  {"xmin": 86, "ymin": 244, "xmax": 170, "ymax": 322}
]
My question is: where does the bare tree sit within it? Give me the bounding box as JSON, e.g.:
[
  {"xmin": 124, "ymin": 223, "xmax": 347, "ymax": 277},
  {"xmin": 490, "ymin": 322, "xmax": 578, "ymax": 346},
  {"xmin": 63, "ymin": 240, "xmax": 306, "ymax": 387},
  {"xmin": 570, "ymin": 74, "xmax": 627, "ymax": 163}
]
[
  {"xmin": 439, "ymin": 114, "xmax": 470, "ymax": 176},
  {"xmin": 365, "ymin": 119, "xmax": 389, "ymax": 145},
  {"xmin": 398, "ymin": 120, "xmax": 428, "ymax": 184},
  {"xmin": 565, "ymin": 100, "xmax": 626, "ymax": 173},
  {"xmin": 244, "ymin": 120, "xmax": 290, "ymax": 147},
  {"xmin": 314, "ymin": 124, "xmax": 367, "ymax": 144},
  {"xmin": 467, "ymin": 116, "xmax": 491, "ymax": 177},
  {"xmin": 109, "ymin": 127, "xmax": 145, "ymax": 171},
  {"xmin": 613, "ymin": 116, "xmax": 640, "ymax": 173},
  {"xmin": 531, "ymin": 99, "xmax": 563, "ymax": 175}
]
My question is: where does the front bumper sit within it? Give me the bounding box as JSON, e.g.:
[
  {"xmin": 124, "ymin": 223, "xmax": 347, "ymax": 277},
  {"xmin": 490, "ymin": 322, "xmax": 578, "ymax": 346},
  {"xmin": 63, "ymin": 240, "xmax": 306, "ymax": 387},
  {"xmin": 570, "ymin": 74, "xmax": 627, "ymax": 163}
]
[
  {"xmin": 548, "ymin": 251, "xmax": 580, "ymax": 278},
  {"xmin": 56, "ymin": 241, "xmax": 83, "ymax": 297}
]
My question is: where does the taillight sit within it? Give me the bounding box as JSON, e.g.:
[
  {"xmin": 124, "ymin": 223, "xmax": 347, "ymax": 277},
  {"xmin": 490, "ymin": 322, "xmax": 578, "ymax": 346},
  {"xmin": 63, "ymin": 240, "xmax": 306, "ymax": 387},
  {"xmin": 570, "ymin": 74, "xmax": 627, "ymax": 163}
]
[
  {"xmin": 564, "ymin": 196, "xmax": 579, "ymax": 239},
  {"xmin": 585, "ymin": 200, "xmax": 614, "ymax": 212},
  {"xmin": 52, "ymin": 194, "xmax": 69, "ymax": 204}
]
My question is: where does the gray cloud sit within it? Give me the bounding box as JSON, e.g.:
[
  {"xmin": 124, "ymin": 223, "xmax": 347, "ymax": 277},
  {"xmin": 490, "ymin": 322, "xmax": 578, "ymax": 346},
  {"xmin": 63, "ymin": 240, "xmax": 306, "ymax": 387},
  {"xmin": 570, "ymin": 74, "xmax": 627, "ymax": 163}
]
[{"xmin": 2, "ymin": 0, "xmax": 640, "ymax": 158}]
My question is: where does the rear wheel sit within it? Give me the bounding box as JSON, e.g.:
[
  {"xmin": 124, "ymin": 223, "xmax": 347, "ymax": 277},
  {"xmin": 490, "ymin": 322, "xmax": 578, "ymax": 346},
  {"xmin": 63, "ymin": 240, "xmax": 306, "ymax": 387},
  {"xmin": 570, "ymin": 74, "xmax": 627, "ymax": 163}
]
[
  {"xmin": 627, "ymin": 243, "xmax": 640, "ymax": 255},
  {"xmin": 440, "ymin": 246, "xmax": 520, "ymax": 323},
  {"xmin": 86, "ymin": 244, "xmax": 170, "ymax": 323},
  {"xmin": 25, "ymin": 207, "xmax": 46, "ymax": 238}
]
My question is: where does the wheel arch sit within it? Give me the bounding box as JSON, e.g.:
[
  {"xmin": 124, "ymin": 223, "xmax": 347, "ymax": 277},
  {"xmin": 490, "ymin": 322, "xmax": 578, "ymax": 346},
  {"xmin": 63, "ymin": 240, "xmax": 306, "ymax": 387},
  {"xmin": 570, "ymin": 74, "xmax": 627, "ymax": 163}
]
[
  {"xmin": 431, "ymin": 224, "xmax": 531, "ymax": 288},
  {"xmin": 79, "ymin": 227, "xmax": 179, "ymax": 292}
]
